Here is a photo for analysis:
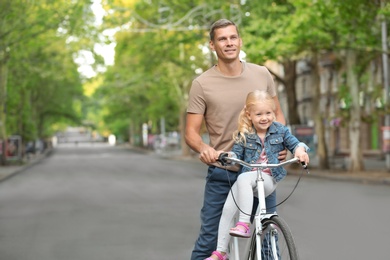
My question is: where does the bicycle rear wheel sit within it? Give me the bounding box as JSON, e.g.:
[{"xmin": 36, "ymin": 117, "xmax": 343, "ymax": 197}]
[{"xmin": 247, "ymin": 216, "xmax": 298, "ymax": 260}]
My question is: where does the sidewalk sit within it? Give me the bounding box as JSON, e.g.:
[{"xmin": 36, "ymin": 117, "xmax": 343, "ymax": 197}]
[
  {"xmin": 0, "ymin": 150, "xmax": 52, "ymax": 182},
  {"xmin": 297, "ymin": 168, "xmax": 390, "ymax": 185},
  {"xmin": 288, "ymin": 155, "xmax": 390, "ymax": 185},
  {"xmin": 1, "ymin": 146, "xmax": 389, "ymax": 185},
  {"xmin": 161, "ymin": 148, "xmax": 390, "ymax": 186}
]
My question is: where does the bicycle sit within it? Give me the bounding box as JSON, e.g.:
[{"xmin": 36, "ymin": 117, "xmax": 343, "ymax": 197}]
[{"xmin": 218, "ymin": 153, "xmax": 308, "ymax": 260}]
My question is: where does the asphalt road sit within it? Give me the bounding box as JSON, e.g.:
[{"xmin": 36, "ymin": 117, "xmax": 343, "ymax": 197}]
[{"xmin": 0, "ymin": 143, "xmax": 389, "ymax": 260}]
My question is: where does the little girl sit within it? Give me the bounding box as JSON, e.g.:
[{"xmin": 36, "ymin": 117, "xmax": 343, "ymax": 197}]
[{"xmin": 206, "ymin": 90, "xmax": 310, "ymax": 260}]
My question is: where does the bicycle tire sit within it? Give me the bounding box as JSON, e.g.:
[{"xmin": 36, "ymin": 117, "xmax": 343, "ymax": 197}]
[{"xmin": 246, "ymin": 216, "xmax": 298, "ymax": 260}]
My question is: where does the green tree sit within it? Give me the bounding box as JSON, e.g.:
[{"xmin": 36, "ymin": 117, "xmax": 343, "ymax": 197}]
[
  {"xmin": 241, "ymin": 0, "xmax": 333, "ymax": 168},
  {"xmin": 242, "ymin": 0, "xmax": 302, "ymax": 125},
  {"xmin": 242, "ymin": 0, "xmax": 384, "ymax": 171},
  {"xmin": 328, "ymin": 0, "xmax": 383, "ymax": 171},
  {"xmin": 0, "ymin": 0, "xmax": 99, "ymax": 164},
  {"xmin": 97, "ymin": 0, "xmax": 238, "ymax": 152},
  {"xmin": 95, "ymin": 0, "xmax": 386, "ymax": 171}
]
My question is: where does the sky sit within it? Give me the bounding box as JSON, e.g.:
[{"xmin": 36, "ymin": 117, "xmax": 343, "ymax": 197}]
[
  {"xmin": 75, "ymin": 1, "xmax": 246, "ymax": 78},
  {"xmin": 75, "ymin": 0, "xmax": 116, "ymax": 78}
]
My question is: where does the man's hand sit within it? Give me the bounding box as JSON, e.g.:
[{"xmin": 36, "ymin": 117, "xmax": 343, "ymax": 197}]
[
  {"xmin": 278, "ymin": 149, "xmax": 287, "ymax": 162},
  {"xmin": 199, "ymin": 145, "xmax": 218, "ymax": 165}
]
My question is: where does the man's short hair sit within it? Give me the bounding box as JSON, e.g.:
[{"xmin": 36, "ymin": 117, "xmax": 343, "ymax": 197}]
[{"xmin": 209, "ymin": 19, "xmax": 239, "ymax": 41}]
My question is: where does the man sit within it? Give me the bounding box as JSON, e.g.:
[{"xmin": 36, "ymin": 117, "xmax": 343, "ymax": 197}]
[{"xmin": 185, "ymin": 19, "xmax": 287, "ymax": 260}]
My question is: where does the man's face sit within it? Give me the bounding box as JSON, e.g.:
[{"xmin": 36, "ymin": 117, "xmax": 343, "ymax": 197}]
[{"xmin": 209, "ymin": 25, "xmax": 242, "ymax": 62}]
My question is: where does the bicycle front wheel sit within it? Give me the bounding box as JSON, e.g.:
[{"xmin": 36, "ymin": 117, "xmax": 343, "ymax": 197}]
[{"xmin": 247, "ymin": 216, "xmax": 298, "ymax": 260}]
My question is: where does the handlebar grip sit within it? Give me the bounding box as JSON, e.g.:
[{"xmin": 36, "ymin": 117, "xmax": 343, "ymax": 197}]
[{"xmin": 217, "ymin": 153, "xmax": 230, "ymax": 166}]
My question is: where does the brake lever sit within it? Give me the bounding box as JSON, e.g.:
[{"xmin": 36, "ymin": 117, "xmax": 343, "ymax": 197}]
[
  {"xmin": 301, "ymin": 161, "xmax": 308, "ymax": 169},
  {"xmin": 300, "ymin": 161, "xmax": 310, "ymax": 174}
]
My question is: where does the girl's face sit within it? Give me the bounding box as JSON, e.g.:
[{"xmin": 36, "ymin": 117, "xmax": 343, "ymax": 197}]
[{"xmin": 246, "ymin": 102, "xmax": 275, "ymax": 134}]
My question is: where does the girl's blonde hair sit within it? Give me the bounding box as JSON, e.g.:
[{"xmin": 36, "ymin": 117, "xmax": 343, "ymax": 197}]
[{"xmin": 233, "ymin": 90, "xmax": 276, "ymax": 144}]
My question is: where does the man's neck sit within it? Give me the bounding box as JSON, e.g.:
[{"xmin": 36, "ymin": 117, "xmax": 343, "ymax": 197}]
[{"xmin": 216, "ymin": 60, "xmax": 243, "ymax": 76}]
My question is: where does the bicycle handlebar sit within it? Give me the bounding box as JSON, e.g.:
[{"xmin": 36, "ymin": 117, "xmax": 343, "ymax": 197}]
[{"xmin": 218, "ymin": 152, "xmax": 308, "ymax": 169}]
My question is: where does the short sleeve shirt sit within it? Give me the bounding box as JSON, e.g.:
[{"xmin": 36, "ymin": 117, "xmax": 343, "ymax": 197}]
[{"xmin": 187, "ymin": 62, "xmax": 277, "ymax": 153}]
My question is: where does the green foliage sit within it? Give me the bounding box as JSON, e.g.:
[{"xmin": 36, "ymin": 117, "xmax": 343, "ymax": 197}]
[
  {"xmin": 92, "ymin": 0, "xmax": 388, "ymax": 148},
  {"xmin": 0, "ymin": 0, "xmax": 100, "ymax": 142},
  {"xmin": 95, "ymin": 0, "xmax": 238, "ymax": 141},
  {"xmin": 3, "ymin": 0, "xmax": 384, "ymax": 150}
]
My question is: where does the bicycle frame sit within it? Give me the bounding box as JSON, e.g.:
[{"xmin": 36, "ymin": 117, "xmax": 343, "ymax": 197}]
[
  {"xmin": 255, "ymin": 167, "xmax": 270, "ymax": 259},
  {"xmin": 223, "ymin": 156, "xmax": 301, "ymax": 260}
]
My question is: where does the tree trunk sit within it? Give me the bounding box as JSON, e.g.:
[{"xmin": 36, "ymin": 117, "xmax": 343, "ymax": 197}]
[
  {"xmin": 346, "ymin": 49, "xmax": 364, "ymax": 171},
  {"xmin": 282, "ymin": 60, "xmax": 301, "ymax": 125},
  {"xmin": 128, "ymin": 120, "xmax": 134, "ymax": 145},
  {"xmin": 0, "ymin": 54, "xmax": 9, "ymax": 165},
  {"xmin": 311, "ymin": 55, "xmax": 329, "ymax": 169}
]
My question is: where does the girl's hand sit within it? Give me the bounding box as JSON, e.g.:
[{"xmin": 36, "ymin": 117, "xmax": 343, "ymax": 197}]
[{"xmin": 294, "ymin": 147, "xmax": 309, "ymax": 166}]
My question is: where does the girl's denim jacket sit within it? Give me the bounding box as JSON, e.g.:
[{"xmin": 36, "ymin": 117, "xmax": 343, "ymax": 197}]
[{"xmin": 230, "ymin": 122, "xmax": 310, "ymax": 183}]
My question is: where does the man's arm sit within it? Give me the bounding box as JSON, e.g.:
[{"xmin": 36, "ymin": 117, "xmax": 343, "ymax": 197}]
[
  {"xmin": 185, "ymin": 113, "xmax": 204, "ymax": 153},
  {"xmin": 185, "ymin": 113, "xmax": 218, "ymax": 164}
]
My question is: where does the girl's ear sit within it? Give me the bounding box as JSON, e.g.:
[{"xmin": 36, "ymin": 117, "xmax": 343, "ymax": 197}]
[
  {"xmin": 246, "ymin": 110, "xmax": 251, "ymax": 120},
  {"xmin": 243, "ymin": 105, "xmax": 251, "ymax": 120}
]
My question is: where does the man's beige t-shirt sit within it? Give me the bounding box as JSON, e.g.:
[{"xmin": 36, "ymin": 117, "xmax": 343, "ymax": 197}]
[{"xmin": 187, "ymin": 62, "xmax": 277, "ymax": 155}]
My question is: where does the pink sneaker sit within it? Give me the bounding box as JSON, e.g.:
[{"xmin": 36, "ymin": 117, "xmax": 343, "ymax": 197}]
[
  {"xmin": 229, "ymin": 222, "xmax": 251, "ymax": 238},
  {"xmin": 205, "ymin": 251, "xmax": 229, "ymax": 260}
]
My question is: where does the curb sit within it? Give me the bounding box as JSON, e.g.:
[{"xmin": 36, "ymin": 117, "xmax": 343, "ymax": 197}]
[
  {"xmin": 1, "ymin": 146, "xmax": 389, "ymax": 186},
  {"xmin": 287, "ymin": 167, "xmax": 390, "ymax": 186},
  {"xmin": 0, "ymin": 149, "xmax": 53, "ymax": 183},
  {"xmin": 165, "ymin": 151, "xmax": 390, "ymax": 186}
]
